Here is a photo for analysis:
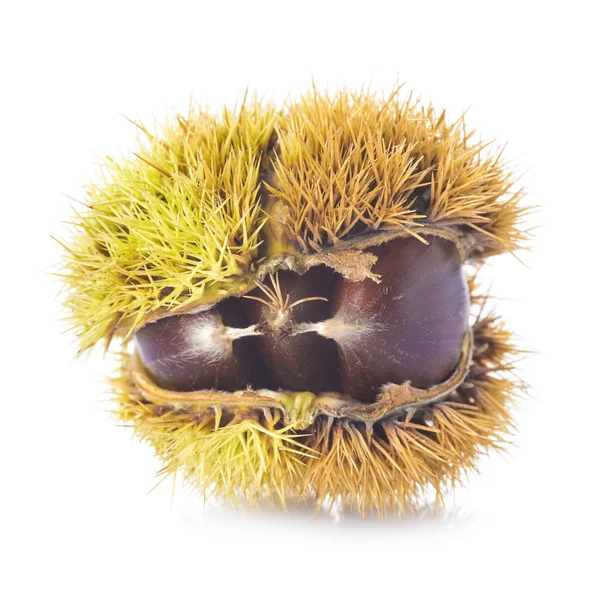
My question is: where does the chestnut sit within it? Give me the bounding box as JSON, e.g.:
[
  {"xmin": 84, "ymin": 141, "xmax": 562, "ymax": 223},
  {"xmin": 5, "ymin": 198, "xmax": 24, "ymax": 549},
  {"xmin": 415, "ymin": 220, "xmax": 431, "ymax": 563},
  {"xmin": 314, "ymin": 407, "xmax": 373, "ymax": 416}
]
[
  {"xmin": 319, "ymin": 236, "xmax": 470, "ymax": 401},
  {"xmin": 135, "ymin": 297, "xmax": 259, "ymax": 392},
  {"xmin": 62, "ymin": 88, "xmax": 525, "ymax": 514},
  {"xmin": 246, "ymin": 266, "xmax": 341, "ymax": 393}
]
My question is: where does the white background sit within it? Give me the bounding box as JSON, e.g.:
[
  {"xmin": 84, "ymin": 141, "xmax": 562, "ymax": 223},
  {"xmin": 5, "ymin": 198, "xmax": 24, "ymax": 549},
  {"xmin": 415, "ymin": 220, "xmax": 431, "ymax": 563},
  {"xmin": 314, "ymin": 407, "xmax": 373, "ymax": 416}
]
[{"xmin": 1, "ymin": 1, "xmax": 598, "ymax": 598}]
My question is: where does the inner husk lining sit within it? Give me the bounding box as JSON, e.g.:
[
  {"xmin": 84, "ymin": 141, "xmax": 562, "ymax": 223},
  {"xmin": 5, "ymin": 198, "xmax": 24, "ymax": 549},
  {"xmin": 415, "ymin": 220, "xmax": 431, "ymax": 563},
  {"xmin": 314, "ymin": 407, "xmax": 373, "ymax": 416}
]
[{"xmin": 129, "ymin": 330, "xmax": 472, "ymax": 429}]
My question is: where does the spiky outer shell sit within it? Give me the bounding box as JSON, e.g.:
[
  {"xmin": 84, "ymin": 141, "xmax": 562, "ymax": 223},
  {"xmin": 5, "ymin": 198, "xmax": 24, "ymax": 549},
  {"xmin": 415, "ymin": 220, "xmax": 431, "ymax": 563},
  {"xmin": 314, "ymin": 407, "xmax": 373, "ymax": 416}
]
[{"xmin": 61, "ymin": 87, "xmax": 527, "ymax": 515}]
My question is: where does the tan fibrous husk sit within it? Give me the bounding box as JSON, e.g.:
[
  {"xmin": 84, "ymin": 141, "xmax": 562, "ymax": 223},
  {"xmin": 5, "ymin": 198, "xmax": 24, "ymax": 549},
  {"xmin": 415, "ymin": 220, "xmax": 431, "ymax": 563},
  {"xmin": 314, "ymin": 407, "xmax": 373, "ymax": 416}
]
[{"xmin": 59, "ymin": 87, "xmax": 531, "ymax": 353}]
